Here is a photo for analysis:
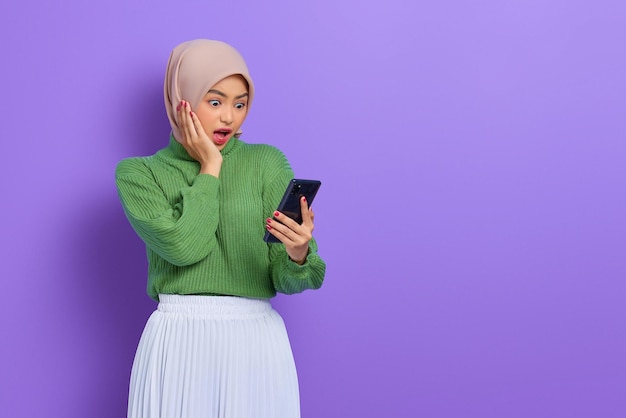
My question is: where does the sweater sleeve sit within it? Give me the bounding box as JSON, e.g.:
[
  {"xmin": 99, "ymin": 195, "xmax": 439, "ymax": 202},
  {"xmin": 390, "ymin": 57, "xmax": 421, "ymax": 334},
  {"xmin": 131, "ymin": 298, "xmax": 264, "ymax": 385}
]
[
  {"xmin": 115, "ymin": 157, "xmax": 220, "ymax": 266},
  {"xmin": 269, "ymin": 237, "xmax": 326, "ymax": 294},
  {"xmin": 262, "ymin": 149, "xmax": 326, "ymax": 294}
]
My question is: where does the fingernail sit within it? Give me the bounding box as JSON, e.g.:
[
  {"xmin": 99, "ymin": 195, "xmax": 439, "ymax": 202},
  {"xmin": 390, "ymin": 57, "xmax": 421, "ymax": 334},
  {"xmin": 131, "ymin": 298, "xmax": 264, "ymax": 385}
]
[
  {"xmin": 189, "ymin": 111, "xmax": 193, "ymax": 116},
  {"xmin": 273, "ymin": 211, "xmax": 280, "ymax": 217},
  {"xmin": 301, "ymin": 196, "xmax": 306, "ymax": 202},
  {"xmin": 266, "ymin": 224, "xmax": 272, "ymax": 230},
  {"xmin": 266, "ymin": 218, "xmax": 272, "ymax": 223}
]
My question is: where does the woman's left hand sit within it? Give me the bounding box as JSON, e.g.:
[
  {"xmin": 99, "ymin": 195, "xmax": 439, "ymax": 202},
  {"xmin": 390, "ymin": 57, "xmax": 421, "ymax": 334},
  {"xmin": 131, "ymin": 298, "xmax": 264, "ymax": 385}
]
[{"xmin": 266, "ymin": 196, "xmax": 314, "ymax": 265}]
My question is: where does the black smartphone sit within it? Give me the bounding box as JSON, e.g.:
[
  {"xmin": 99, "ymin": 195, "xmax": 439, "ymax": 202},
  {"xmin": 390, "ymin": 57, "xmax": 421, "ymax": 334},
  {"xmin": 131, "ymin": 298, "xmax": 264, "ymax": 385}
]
[{"xmin": 263, "ymin": 179, "xmax": 322, "ymax": 243}]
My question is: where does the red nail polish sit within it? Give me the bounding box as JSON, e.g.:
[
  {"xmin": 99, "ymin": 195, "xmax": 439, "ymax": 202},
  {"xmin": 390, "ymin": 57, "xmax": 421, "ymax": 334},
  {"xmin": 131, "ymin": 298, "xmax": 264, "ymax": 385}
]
[
  {"xmin": 301, "ymin": 196, "xmax": 306, "ymax": 202},
  {"xmin": 274, "ymin": 211, "xmax": 280, "ymax": 217},
  {"xmin": 266, "ymin": 218, "xmax": 272, "ymax": 223},
  {"xmin": 189, "ymin": 111, "xmax": 193, "ymax": 116},
  {"xmin": 266, "ymin": 224, "xmax": 272, "ymax": 230}
]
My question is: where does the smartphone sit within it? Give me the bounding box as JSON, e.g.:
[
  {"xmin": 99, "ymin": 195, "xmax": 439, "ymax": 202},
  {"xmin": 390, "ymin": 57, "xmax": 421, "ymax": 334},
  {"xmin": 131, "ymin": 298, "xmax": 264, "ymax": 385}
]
[{"xmin": 263, "ymin": 179, "xmax": 322, "ymax": 243}]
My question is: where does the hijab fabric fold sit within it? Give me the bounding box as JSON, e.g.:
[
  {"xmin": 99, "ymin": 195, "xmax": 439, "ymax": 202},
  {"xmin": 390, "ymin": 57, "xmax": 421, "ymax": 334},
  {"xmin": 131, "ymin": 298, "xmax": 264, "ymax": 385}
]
[{"xmin": 164, "ymin": 39, "xmax": 254, "ymax": 143}]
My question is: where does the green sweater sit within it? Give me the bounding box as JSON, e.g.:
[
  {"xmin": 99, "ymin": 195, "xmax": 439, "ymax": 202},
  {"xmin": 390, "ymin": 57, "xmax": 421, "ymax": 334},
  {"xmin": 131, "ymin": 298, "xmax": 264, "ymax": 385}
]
[{"xmin": 115, "ymin": 136, "xmax": 326, "ymax": 301}]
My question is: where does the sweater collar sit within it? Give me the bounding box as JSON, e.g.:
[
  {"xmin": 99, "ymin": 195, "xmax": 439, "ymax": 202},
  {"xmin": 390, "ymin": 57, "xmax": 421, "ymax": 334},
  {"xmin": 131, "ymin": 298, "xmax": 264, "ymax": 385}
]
[{"xmin": 167, "ymin": 133, "xmax": 241, "ymax": 161}]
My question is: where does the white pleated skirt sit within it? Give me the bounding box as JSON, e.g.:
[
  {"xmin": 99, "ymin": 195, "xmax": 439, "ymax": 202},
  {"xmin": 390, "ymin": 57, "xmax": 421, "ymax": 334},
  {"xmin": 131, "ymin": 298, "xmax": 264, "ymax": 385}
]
[{"xmin": 128, "ymin": 294, "xmax": 300, "ymax": 418}]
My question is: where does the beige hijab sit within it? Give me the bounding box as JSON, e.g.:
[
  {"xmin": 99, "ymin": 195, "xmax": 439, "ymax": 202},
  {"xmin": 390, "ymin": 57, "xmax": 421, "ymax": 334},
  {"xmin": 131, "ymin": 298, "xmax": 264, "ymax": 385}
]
[{"xmin": 164, "ymin": 39, "xmax": 254, "ymax": 142}]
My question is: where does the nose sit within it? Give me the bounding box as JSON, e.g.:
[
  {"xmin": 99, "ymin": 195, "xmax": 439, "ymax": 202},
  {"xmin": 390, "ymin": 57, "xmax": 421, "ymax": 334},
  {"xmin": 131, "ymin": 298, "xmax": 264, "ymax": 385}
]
[{"xmin": 220, "ymin": 106, "xmax": 233, "ymax": 125}]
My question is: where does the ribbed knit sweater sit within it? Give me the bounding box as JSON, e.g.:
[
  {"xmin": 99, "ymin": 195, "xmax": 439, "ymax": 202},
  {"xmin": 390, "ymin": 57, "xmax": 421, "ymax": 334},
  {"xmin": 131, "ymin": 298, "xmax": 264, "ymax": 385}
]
[{"xmin": 115, "ymin": 135, "xmax": 326, "ymax": 301}]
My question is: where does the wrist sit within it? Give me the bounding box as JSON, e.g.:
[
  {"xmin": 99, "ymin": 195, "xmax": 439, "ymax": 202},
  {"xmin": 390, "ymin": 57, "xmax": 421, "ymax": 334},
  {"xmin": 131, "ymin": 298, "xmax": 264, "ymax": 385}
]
[
  {"xmin": 199, "ymin": 161, "xmax": 221, "ymax": 177},
  {"xmin": 289, "ymin": 255, "xmax": 306, "ymax": 265},
  {"xmin": 288, "ymin": 247, "xmax": 309, "ymax": 265}
]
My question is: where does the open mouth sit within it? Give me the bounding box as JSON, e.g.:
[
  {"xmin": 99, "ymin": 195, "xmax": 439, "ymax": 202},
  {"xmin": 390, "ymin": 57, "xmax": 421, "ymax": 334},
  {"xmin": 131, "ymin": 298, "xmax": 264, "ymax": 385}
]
[{"xmin": 213, "ymin": 129, "xmax": 232, "ymax": 143}]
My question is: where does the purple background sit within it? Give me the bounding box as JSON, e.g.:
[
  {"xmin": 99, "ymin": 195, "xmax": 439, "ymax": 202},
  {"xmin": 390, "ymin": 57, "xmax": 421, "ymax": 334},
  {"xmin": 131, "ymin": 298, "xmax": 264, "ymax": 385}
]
[{"xmin": 1, "ymin": 1, "xmax": 625, "ymax": 417}]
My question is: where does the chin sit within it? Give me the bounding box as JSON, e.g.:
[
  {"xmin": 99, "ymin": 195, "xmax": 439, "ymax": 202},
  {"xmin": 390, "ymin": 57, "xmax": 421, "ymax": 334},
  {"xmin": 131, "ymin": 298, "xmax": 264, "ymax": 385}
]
[{"xmin": 215, "ymin": 141, "xmax": 229, "ymax": 150}]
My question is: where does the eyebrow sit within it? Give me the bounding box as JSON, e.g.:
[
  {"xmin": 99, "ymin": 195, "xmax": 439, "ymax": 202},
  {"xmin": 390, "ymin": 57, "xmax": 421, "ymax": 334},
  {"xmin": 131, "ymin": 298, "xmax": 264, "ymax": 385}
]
[{"xmin": 207, "ymin": 89, "xmax": 249, "ymax": 100}]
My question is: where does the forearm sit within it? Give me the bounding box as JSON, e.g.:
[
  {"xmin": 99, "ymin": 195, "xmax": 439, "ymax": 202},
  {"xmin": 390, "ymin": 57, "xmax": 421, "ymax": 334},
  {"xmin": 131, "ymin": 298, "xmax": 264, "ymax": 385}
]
[
  {"xmin": 270, "ymin": 240, "xmax": 326, "ymax": 294},
  {"xmin": 117, "ymin": 172, "xmax": 221, "ymax": 266}
]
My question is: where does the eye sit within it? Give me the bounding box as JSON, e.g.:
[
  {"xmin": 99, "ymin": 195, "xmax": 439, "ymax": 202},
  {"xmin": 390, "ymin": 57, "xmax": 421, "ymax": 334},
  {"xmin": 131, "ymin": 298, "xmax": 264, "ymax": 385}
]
[
  {"xmin": 235, "ymin": 103, "xmax": 246, "ymax": 109},
  {"xmin": 208, "ymin": 100, "xmax": 220, "ymax": 107}
]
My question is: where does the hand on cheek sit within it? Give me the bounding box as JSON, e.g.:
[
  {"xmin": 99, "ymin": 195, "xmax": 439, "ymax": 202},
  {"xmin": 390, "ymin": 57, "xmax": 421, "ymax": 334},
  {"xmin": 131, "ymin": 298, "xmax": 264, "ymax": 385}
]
[{"xmin": 176, "ymin": 100, "xmax": 223, "ymax": 176}]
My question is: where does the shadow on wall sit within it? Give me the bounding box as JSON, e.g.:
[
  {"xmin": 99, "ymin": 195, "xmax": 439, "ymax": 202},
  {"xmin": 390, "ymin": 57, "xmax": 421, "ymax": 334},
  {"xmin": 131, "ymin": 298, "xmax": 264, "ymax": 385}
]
[
  {"xmin": 70, "ymin": 195, "xmax": 154, "ymax": 417},
  {"xmin": 69, "ymin": 75, "xmax": 169, "ymax": 416}
]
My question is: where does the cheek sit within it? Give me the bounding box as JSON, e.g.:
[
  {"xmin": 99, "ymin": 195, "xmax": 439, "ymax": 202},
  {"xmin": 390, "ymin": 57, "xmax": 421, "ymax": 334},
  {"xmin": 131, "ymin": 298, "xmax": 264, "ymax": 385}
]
[{"xmin": 235, "ymin": 109, "xmax": 248, "ymax": 125}]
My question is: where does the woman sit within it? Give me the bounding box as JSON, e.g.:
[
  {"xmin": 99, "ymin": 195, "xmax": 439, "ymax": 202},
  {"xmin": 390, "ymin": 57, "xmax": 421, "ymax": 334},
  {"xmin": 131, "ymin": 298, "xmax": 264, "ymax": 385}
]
[{"xmin": 116, "ymin": 39, "xmax": 326, "ymax": 418}]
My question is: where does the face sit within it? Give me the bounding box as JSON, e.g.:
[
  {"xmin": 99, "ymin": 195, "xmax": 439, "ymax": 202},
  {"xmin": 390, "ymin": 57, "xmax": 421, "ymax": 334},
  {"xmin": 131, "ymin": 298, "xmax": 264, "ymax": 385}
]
[{"xmin": 194, "ymin": 74, "xmax": 249, "ymax": 150}]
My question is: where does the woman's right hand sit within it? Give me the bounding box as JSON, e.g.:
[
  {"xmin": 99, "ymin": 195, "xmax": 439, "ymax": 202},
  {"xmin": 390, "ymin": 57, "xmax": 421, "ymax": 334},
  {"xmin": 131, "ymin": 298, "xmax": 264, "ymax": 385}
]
[{"xmin": 177, "ymin": 100, "xmax": 223, "ymax": 177}]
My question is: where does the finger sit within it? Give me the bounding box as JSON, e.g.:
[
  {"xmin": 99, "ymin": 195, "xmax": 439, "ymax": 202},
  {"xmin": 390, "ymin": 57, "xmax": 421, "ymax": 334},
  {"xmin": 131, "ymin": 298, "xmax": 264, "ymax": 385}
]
[
  {"xmin": 270, "ymin": 214, "xmax": 308, "ymax": 244},
  {"xmin": 274, "ymin": 212, "xmax": 313, "ymax": 241},
  {"xmin": 183, "ymin": 102, "xmax": 197, "ymax": 141},
  {"xmin": 299, "ymin": 197, "xmax": 315, "ymax": 233},
  {"xmin": 266, "ymin": 218, "xmax": 296, "ymax": 244},
  {"xmin": 272, "ymin": 210, "xmax": 300, "ymax": 231},
  {"xmin": 300, "ymin": 196, "xmax": 313, "ymax": 227},
  {"xmin": 190, "ymin": 111, "xmax": 206, "ymax": 138},
  {"xmin": 267, "ymin": 215, "xmax": 290, "ymax": 237},
  {"xmin": 178, "ymin": 101, "xmax": 191, "ymax": 141},
  {"xmin": 268, "ymin": 214, "xmax": 312, "ymax": 247}
]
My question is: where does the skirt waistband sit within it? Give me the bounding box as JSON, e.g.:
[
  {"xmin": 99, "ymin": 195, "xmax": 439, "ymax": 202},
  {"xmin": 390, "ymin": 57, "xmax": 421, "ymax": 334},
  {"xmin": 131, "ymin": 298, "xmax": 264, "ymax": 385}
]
[{"xmin": 157, "ymin": 294, "xmax": 272, "ymax": 317}]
